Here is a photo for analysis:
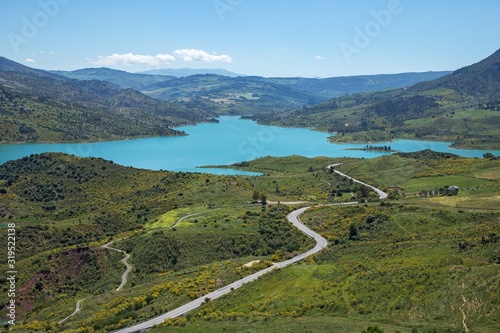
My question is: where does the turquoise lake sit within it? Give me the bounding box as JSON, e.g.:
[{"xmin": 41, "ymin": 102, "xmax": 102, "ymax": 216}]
[{"xmin": 1, "ymin": 116, "xmax": 499, "ymax": 175}]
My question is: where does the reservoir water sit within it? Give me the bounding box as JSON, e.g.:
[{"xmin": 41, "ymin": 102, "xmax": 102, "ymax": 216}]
[{"xmin": 1, "ymin": 116, "xmax": 499, "ymax": 175}]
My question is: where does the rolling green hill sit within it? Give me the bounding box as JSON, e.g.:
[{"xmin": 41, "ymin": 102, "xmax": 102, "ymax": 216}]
[
  {"xmin": 140, "ymin": 72, "xmax": 450, "ymax": 114},
  {"xmin": 141, "ymin": 74, "xmax": 326, "ymax": 114},
  {"xmin": 411, "ymin": 48, "xmax": 500, "ymax": 102},
  {"xmin": 251, "ymin": 48, "xmax": 500, "ymax": 149},
  {"xmin": 0, "ymin": 57, "xmax": 215, "ymax": 143}
]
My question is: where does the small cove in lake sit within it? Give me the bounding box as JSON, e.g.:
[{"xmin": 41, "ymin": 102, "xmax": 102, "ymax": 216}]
[{"xmin": 1, "ymin": 116, "xmax": 499, "ymax": 175}]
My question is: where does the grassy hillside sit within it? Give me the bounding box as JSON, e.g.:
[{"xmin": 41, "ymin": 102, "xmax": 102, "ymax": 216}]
[
  {"xmin": 157, "ymin": 203, "xmax": 498, "ymax": 333},
  {"xmin": 0, "ymin": 153, "xmax": 315, "ymax": 331},
  {"xmin": 251, "ymin": 49, "xmax": 500, "ymax": 149},
  {"xmin": 1, "ymin": 153, "xmax": 499, "ymax": 332}
]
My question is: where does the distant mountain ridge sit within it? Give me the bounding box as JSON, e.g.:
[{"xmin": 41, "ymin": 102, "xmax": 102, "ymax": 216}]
[
  {"xmin": 268, "ymin": 72, "xmax": 451, "ymax": 98},
  {"xmin": 137, "ymin": 68, "xmax": 245, "ymax": 77},
  {"xmin": 0, "ymin": 57, "xmax": 64, "ymax": 80},
  {"xmin": 51, "ymin": 67, "xmax": 176, "ymax": 90},
  {"xmin": 55, "ymin": 66, "xmax": 450, "ymax": 114}
]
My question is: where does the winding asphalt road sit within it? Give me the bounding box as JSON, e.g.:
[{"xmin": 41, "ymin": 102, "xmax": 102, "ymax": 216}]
[
  {"xmin": 327, "ymin": 163, "xmax": 388, "ymax": 200},
  {"xmin": 112, "ymin": 206, "xmax": 330, "ymax": 333},
  {"xmin": 111, "ymin": 165, "xmax": 388, "ymax": 333}
]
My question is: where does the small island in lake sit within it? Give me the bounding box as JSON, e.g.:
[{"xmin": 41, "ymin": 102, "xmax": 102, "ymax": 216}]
[{"xmin": 346, "ymin": 144, "xmax": 395, "ymax": 152}]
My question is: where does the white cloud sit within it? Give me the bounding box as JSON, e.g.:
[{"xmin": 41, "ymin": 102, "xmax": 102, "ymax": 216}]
[
  {"xmin": 93, "ymin": 53, "xmax": 176, "ymax": 66},
  {"xmin": 173, "ymin": 49, "xmax": 232, "ymax": 63},
  {"xmin": 315, "ymin": 55, "xmax": 324, "ymax": 60},
  {"xmin": 25, "ymin": 58, "xmax": 36, "ymax": 63},
  {"xmin": 92, "ymin": 49, "xmax": 232, "ymax": 67}
]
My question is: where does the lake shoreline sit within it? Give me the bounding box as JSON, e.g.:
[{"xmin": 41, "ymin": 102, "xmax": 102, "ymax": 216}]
[
  {"xmin": 1, "ymin": 117, "xmax": 499, "ymax": 174},
  {"xmin": 1, "ymin": 116, "xmax": 497, "ymax": 151}
]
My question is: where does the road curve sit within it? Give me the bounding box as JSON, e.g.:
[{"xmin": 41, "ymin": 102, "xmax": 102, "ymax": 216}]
[
  {"xmin": 327, "ymin": 163, "xmax": 388, "ymax": 200},
  {"xmin": 112, "ymin": 163, "xmax": 385, "ymax": 332},
  {"xmin": 102, "ymin": 240, "xmax": 133, "ymax": 292},
  {"xmin": 111, "ymin": 206, "xmax": 327, "ymax": 333}
]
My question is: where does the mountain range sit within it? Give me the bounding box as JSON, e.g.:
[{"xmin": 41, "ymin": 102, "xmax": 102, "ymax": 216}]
[
  {"xmin": 51, "ymin": 68, "xmax": 176, "ymax": 90},
  {"xmin": 2, "ymin": 49, "xmax": 498, "ymax": 146},
  {"xmin": 137, "ymin": 68, "xmax": 245, "ymax": 77},
  {"xmin": 0, "ymin": 57, "xmax": 215, "ymax": 143},
  {"xmin": 54, "ymin": 67, "xmax": 450, "ymax": 114}
]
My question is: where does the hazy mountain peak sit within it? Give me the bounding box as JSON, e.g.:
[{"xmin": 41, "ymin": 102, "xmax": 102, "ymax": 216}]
[{"xmin": 137, "ymin": 68, "xmax": 245, "ymax": 77}]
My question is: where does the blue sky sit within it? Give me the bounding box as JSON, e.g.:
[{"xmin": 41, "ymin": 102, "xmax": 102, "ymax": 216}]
[{"xmin": 1, "ymin": 0, "xmax": 499, "ymax": 77}]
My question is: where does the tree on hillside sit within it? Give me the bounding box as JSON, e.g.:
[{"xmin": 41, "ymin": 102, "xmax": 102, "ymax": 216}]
[
  {"xmin": 348, "ymin": 223, "xmax": 358, "ymax": 240},
  {"xmin": 483, "ymin": 152, "xmax": 495, "ymax": 159},
  {"xmin": 252, "ymin": 190, "xmax": 260, "ymax": 203},
  {"xmin": 260, "ymin": 193, "xmax": 267, "ymax": 205}
]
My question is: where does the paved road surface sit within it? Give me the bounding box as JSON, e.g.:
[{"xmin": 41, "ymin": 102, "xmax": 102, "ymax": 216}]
[
  {"xmin": 112, "ymin": 163, "xmax": 386, "ymax": 332},
  {"xmin": 112, "ymin": 205, "xmax": 328, "ymax": 333},
  {"xmin": 327, "ymin": 163, "xmax": 388, "ymax": 199}
]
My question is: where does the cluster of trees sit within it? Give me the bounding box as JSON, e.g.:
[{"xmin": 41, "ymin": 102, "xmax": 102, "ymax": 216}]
[
  {"xmin": 420, "ymin": 185, "xmax": 459, "ymax": 197},
  {"xmin": 252, "ymin": 190, "xmax": 267, "ymax": 205},
  {"xmin": 483, "ymin": 152, "xmax": 497, "ymax": 159},
  {"xmin": 325, "ymin": 174, "xmax": 378, "ymax": 201}
]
